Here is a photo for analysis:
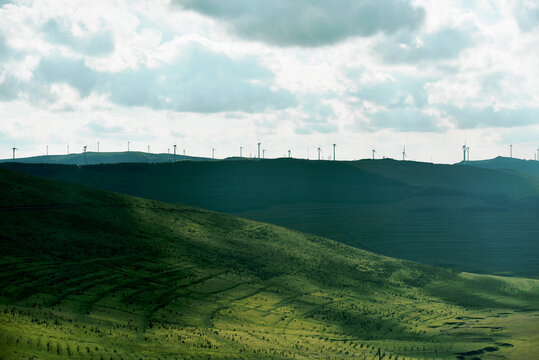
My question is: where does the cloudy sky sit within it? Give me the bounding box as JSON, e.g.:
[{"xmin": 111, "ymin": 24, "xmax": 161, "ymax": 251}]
[{"xmin": 0, "ymin": 0, "xmax": 538, "ymax": 162}]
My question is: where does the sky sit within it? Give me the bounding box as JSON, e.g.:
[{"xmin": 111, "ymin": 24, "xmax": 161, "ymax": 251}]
[{"xmin": 0, "ymin": 0, "xmax": 538, "ymax": 163}]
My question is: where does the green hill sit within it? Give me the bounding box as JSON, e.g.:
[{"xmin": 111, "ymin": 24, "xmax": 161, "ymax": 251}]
[
  {"xmin": 0, "ymin": 151, "xmax": 210, "ymax": 165},
  {"xmin": 2, "ymin": 159, "xmax": 538, "ymax": 277},
  {"xmin": 1, "ymin": 167, "xmax": 539, "ymax": 359}
]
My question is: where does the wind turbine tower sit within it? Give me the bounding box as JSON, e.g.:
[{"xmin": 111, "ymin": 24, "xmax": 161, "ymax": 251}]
[
  {"xmin": 510, "ymin": 144, "xmax": 513, "ymax": 158},
  {"xmin": 318, "ymin": 146, "xmax": 322, "ymax": 160},
  {"xmin": 212, "ymin": 147, "xmax": 215, "ymax": 159},
  {"xmin": 147, "ymin": 145, "xmax": 150, "ymax": 154},
  {"xmin": 67, "ymin": 144, "xmax": 69, "ymax": 154},
  {"xmin": 128, "ymin": 141, "xmax": 130, "ymax": 152},
  {"xmin": 402, "ymin": 146, "xmax": 407, "ymax": 161},
  {"xmin": 467, "ymin": 146, "xmax": 470, "ymax": 162},
  {"xmin": 333, "ymin": 143, "xmax": 336, "ymax": 161},
  {"xmin": 288, "ymin": 149, "xmax": 291, "ymax": 158},
  {"xmin": 12, "ymin": 147, "xmax": 17, "ymax": 161},
  {"xmin": 83, "ymin": 145, "xmax": 87, "ymax": 165},
  {"xmin": 97, "ymin": 141, "xmax": 100, "ymax": 153},
  {"xmin": 173, "ymin": 144, "xmax": 177, "ymax": 162},
  {"xmin": 257, "ymin": 142, "xmax": 261, "ymax": 159},
  {"xmin": 46, "ymin": 145, "xmax": 48, "ymax": 156},
  {"xmin": 263, "ymin": 149, "xmax": 266, "ymax": 159},
  {"xmin": 462, "ymin": 143, "xmax": 467, "ymax": 162},
  {"xmin": 372, "ymin": 149, "xmax": 376, "ymax": 160},
  {"xmin": 240, "ymin": 146, "xmax": 243, "ymax": 157}
]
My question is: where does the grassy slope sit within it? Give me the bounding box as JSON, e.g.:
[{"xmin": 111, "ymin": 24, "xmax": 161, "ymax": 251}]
[
  {"xmin": 1, "ymin": 168, "xmax": 539, "ymax": 360},
  {"xmin": 1, "ymin": 159, "xmax": 538, "ymax": 277}
]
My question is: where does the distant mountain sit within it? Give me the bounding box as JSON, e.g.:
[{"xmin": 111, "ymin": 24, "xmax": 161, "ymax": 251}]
[
  {"xmin": 2, "ymin": 158, "xmax": 538, "ymax": 276},
  {"xmin": 1, "ymin": 167, "xmax": 539, "ymax": 359},
  {"xmin": 459, "ymin": 156, "xmax": 539, "ymax": 175},
  {"xmin": 0, "ymin": 151, "xmax": 211, "ymax": 165}
]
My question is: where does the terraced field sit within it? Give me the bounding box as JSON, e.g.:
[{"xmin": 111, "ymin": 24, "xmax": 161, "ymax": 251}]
[{"xmin": 1, "ymin": 168, "xmax": 539, "ymax": 359}]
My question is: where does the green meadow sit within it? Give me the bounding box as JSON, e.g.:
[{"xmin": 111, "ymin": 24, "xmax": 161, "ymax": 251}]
[{"xmin": 1, "ymin": 168, "xmax": 538, "ymax": 359}]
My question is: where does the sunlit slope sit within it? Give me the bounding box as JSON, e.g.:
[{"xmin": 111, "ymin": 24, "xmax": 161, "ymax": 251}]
[
  {"xmin": 2, "ymin": 159, "xmax": 538, "ymax": 276},
  {"xmin": 1, "ymin": 168, "xmax": 539, "ymax": 360}
]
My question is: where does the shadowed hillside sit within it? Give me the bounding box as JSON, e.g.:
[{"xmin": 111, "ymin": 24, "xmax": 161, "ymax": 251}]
[
  {"xmin": 0, "ymin": 151, "xmax": 210, "ymax": 165},
  {"xmin": 461, "ymin": 156, "xmax": 539, "ymax": 176},
  {"xmin": 1, "ymin": 168, "xmax": 539, "ymax": 359},
  {"xmin": 2, "ymin": 158, "xmax": 538, "ymax": 277}
]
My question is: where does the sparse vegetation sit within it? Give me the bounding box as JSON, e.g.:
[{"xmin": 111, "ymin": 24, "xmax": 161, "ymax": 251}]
[{"xmin": 1, "ymin": 168, "xmax": 538, "ymax": 359}]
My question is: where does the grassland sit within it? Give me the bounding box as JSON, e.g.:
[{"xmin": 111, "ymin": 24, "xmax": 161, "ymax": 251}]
[
  {"xmin": 1, "ymin": 168, "xmax": 539, "ymax": 359},
  {"xmin": 2, "ymin": 158, "xmax": 538, "ymax": 277}
]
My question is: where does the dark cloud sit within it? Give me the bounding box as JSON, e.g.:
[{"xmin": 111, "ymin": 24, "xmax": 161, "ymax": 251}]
[
  {"xmin": 295, "ymin": 96, "xmax": 338, "ymax": 134},
  {"xmin": 13, "ymin": 45, "xmax": 296, "ymax": 113},
  {"xmin": 42, "ymin": 19, "xmax": 115, "ymax": 56},
  {"xmin": 352, "ymin": 74, "xmax": 430, "ymax": 108},
  {"xmin": 0, "ymin": 34, "xmax": 24, "ymax": 100},
  {"xmin": 376, "ymin": 27, "xmax": 474, "ymax": 64},
  {"xmin": 105, "ymin": 46, "xmax": 295, "ymax": 112},
  {"xmin": 514, "ymin": 1, "xmax": 539, "ymax": 32},
  {"xmin": 34, "ymin": 57, "xmax": 99, "ymax": 97},
  {"xmin": 0, "ymin": 34, "xmax": 10, "ymax": 60},
  {"xmin": 86, "ymin": 122, "xmax": 127, "ymax": 136},
  {"xmin": 443, "ymin": 105, "xmax": 539, "ymax": 129},
  {"xmin": 175, "ymin": 0, "xmax": 425, "ymax": 47},
  {"xmin": 347, "ymin": 73, "xmax": 440, "ymax": 132},
  {"xmin": 367, "ymin": 107, "xmax": 441, "ymax": 132}
]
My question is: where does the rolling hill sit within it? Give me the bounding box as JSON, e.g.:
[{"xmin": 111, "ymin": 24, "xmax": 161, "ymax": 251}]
[
  {"xmin": 0, "ymin": 151, "xmax": 211, "ymax": 165},
  {"xmin": 461, "ymin": 156, "xmax": 539, "ymax": 176},
  {"xmin": 1, "ymin": 167, "xmax": 539, "ymax": 359},
  {"xmin": 2, "ymin": 158, "xmax": 538, "ymax": 277}
]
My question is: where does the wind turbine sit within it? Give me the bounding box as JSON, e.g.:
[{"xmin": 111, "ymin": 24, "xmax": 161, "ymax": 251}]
[
  {"xmin": 462, "ymin": 143, "xmax": 467, "ymax": 162},
  {"xmin": 46, "ymin": 145, "xmax": 48, "ymax": 156},
  {"xmin": 12, "ymin": 147, "xmax": 17, "ymax": 161},
  {"xmin": 173, "ymin": 144, "xmax": 177, "ymax": 162},
  {"xmin": 402, "ymin": 146, "xmax": 407, "ymax": 161},
  {"xmin": 97, "ymin": 141, "xmax": 100, "ymax": 153},
  {"xmin": 183, "ymin": 149, "xmax": 186, "ymax": 155},
  {"xmin": 333, "ymin": 143, "xmax": 336, "ymax": 161},
  {"xmin": 257, "ymin": 142, "xmax": 261, "ymax": 159},
  {"xmin": 288, "ymin": 149, "xmax": 291, "ymax": 158},
  {"xmin": 83, "ymin": 145, "xmax": 87, "ymax": 165},
  {"xmin": 128, "ymin": 141, "xmax": 130, "ymax": 152},
  {"xmin": 67, "ymin": 144, "xmax": 69, "ymax": 154},
  {"xmin": 240, "ymin": 146, "xmax": 243, "ymax": 157},
  {"xmin": 466, "ymin": 146, "xmax": 470, "ymax": 162},
  {"xmin": 212, "ymin": 147, "xmax": 216, "ymax": 159},
  {"xmin": 263, "ymin": 149, "xmax": 266, "ymax": 159},
  {"xmin": 372, "ymin": 149, "xmax": 376, "ymax": 160},
  {"xmin": 510, "ymin": 144, "xmax": 513, "ymax": 158},
  {"xmin": 147, "ymin": 145, "xmax": 150, "ymax": 154},
  {"xmin": 317, "ymin": 146, "xmax": 322, "ymax": 160}
]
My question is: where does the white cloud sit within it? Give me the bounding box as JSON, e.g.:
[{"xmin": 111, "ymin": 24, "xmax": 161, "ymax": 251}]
[{"xmin": 0, "ymin": 0, "xmax": 538, "ymax": 163}]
